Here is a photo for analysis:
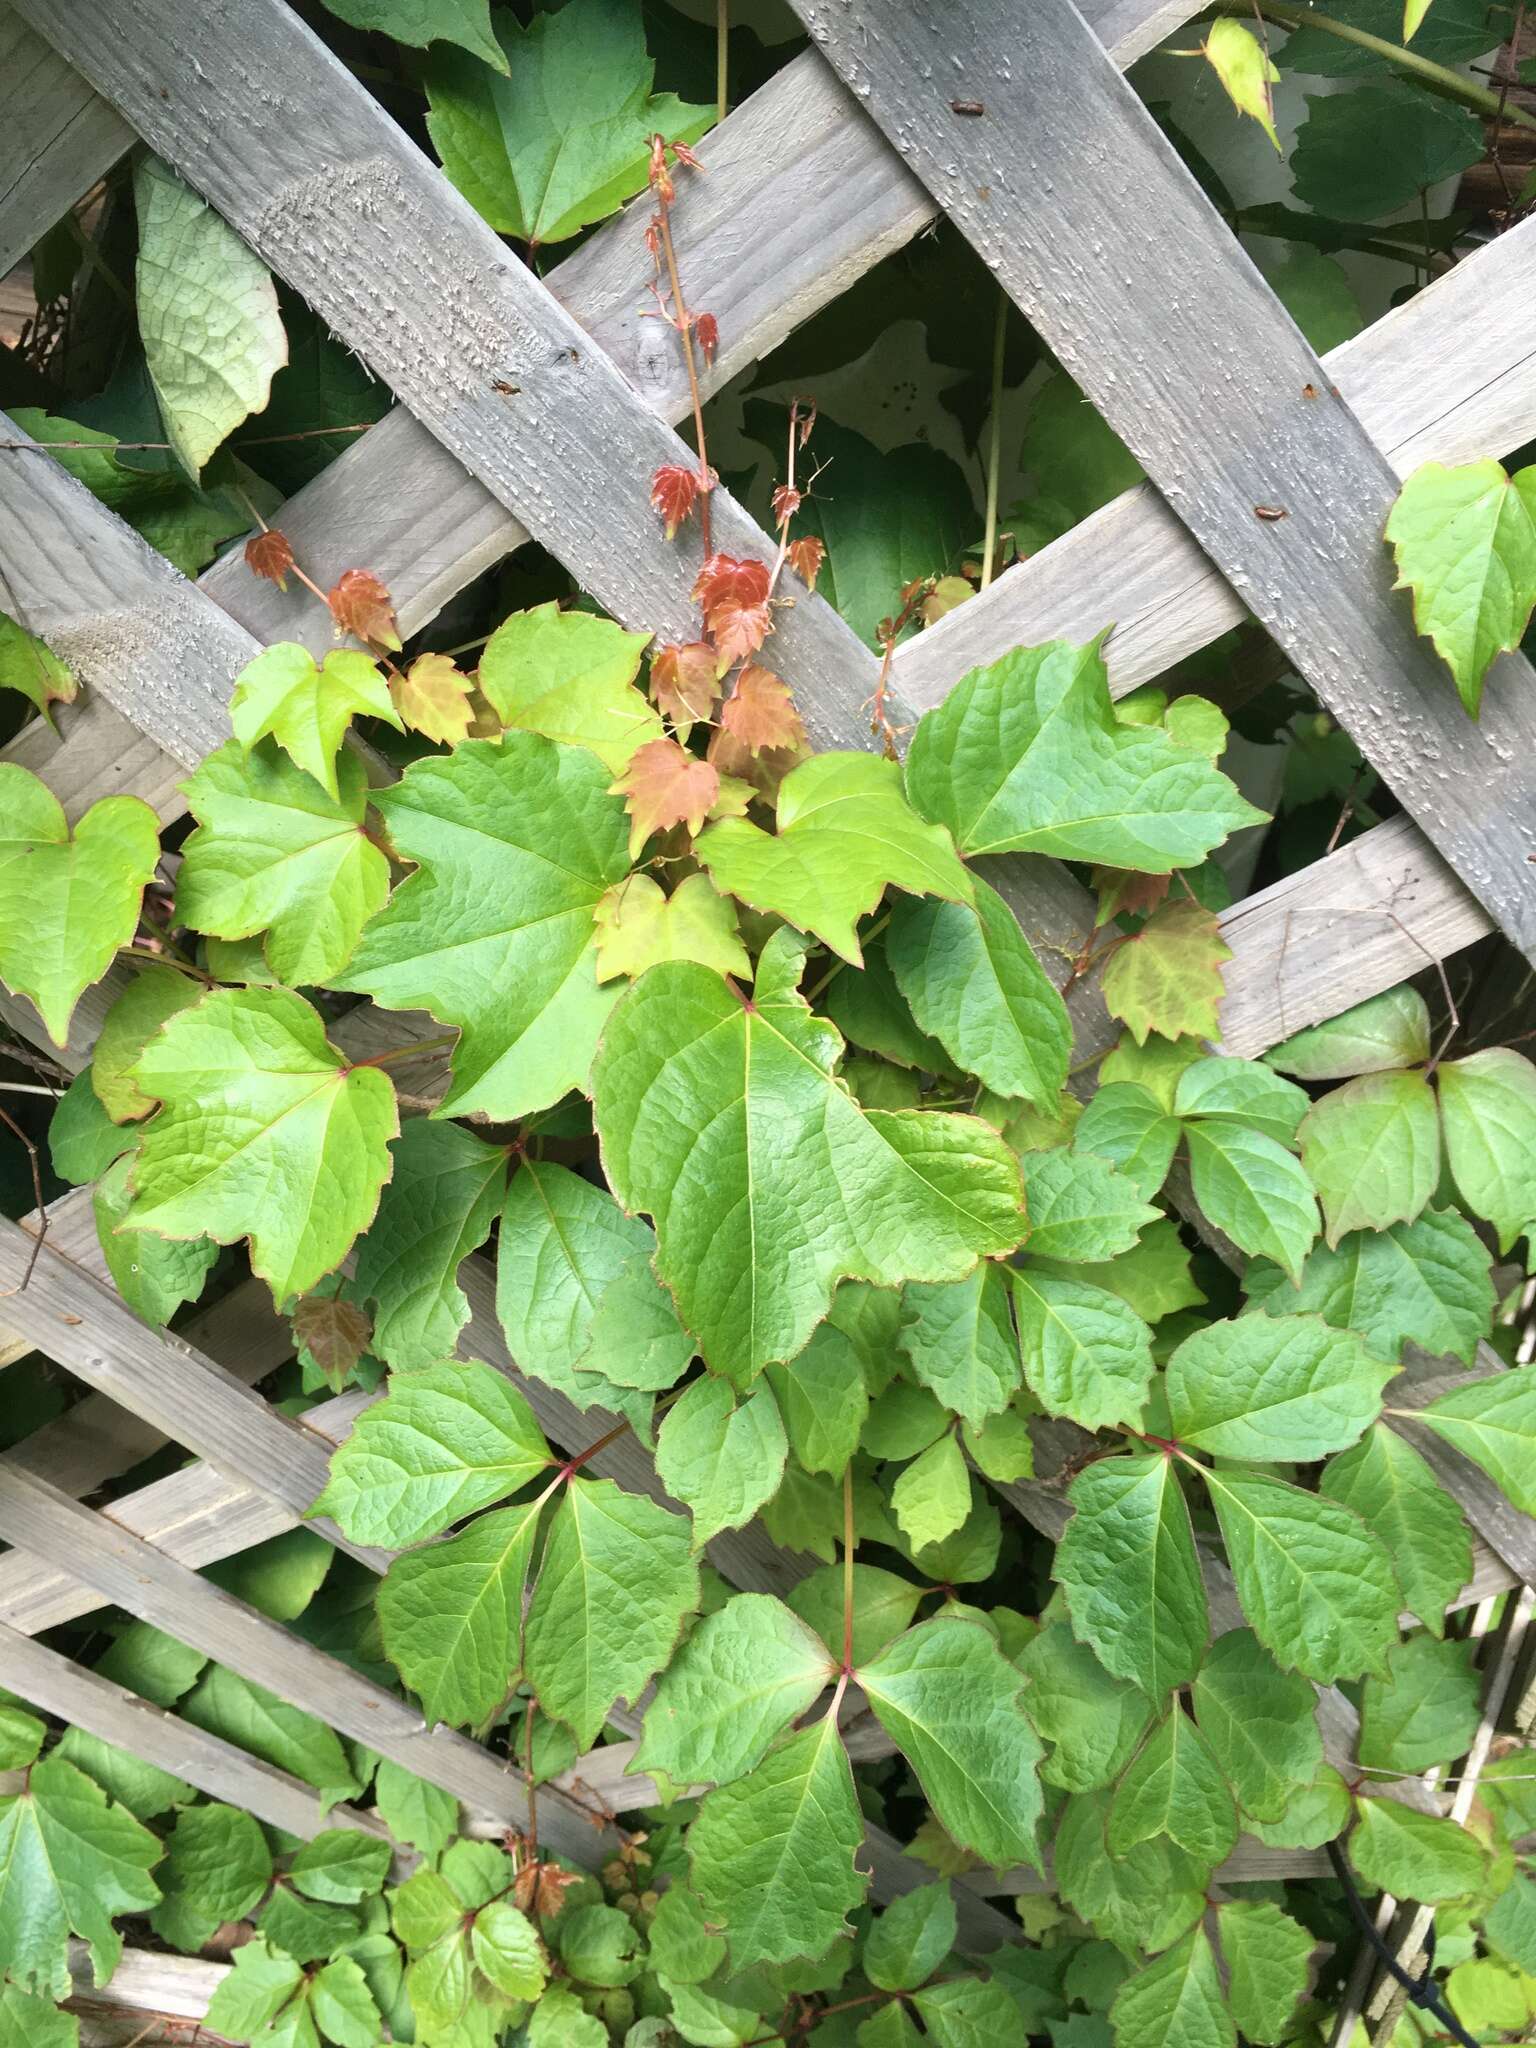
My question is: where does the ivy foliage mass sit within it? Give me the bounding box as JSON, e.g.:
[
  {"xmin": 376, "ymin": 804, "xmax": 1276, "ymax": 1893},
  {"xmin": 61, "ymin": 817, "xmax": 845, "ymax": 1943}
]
[{"xmin": 4, "ymin": 0, "xmax": 1536, "ymax": 2046}]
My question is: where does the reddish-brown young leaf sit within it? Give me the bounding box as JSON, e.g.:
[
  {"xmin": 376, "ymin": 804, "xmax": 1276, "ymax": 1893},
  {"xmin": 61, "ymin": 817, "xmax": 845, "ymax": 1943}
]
[
  {"xmin": 786, "ymin": 535, "xmax": 826, "ymax": 591},
  {"xmin": 328, "ymin": 568, "xmax": 402, "ymax": 651},
  {"xmin": 692, "ymin": 553, "xmax": 773, "ymax": 666},
  {"xmin": 647, "ymin": 133, "xmax": 675, "ymax": 202},
  {"xmin": 391, "ymin": 651, "xmax": 476, "ymax": 747},
  {"xmin": 719, "ymin": 665, "xmax": 808, "ymax": 757},
  {"xmin": 707, "ymin": 725, "xmax": 806, "ymax": 804},
  {"xmin": 772, "ymin": 483, "xmax": 802, "ymax": 526},
  {"xmin": 292, "ymin": 1295, "xmax": 372, "ymax": 1391},
  {"xmin": 245, "ymin": 528, "xmax": 294, "ymax": 590},
  {"xmin": 1092, "ymin": 867, "xmax": 1173, "ymax": 927},
  {"xmin": 650, "ymin": 641, "xmax": 724, "ymax": 725},
  {"xmin": 651, "ymin": 463, "xmax": 701, "ymax": 541},
  {"xmin": 671, "ymin": 138, "xmax": 705, "ymax": 172},
  {"xmin": 611, "ymin": 736, "xmax": 720, "ymax": 856},
  {"xmin": 512, "ymin": 1858, "xmax": 583, "ymax": 1921},
  {"xmin": 695, "ymin": 311, "xmax": 719, "ymax": 364}
]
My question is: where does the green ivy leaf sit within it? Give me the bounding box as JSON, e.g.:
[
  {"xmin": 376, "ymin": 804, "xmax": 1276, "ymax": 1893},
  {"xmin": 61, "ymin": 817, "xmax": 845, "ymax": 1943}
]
[
  {"xmin": 1018, "ymin": 1621, "xmax": 1153, "ymax": 1794},
  {"xmin": 1172, "ymin": 1056, "xmax": 1308, "ymax": 1146},
  {"xmin": 205, "ymin": 1939, "xmax": 306, "ymax": 2044},
  {"xmin": 1217, "ymin": 1900, "xmax": 1316, "ymax": 2045},
  {"xmin": 133, "ymin": 155, "xmax": 286, "ymax": 477},
  {"xmin": 904, "ymin": 638, "xmax": 1261, "ymax": 867},
  {"xmin": 1106, "ymin": 1708, "xmax": 1238, "ymax": 1871},
  {"xmin": 1204, "ymin": 1469, "xmax": 1400, "ymax": 1682},
  {"xmin": 230, "ymin": 646, "xmax": 399, "ymax": 802},
  {"xmin": 471, "ymin": 1901, "xmax": 547, "ymax": 2001},
  {"xmin": 1246, "ymin": 1208, "xmax": 1494, "ymax": 1367},
  {"xmin": 860, "ymin": 1617, "xmax": 1044, "ymax": 1869},
  {"xmin": 1012, "ymin": 1269, "xmax": 1155, "ymax": 1431},
  {"xmin": 884, "ymin": 880, "xmax": 1072, "ymax": 1111},
  {"xmin": 1299, "ymin": 1069, "xmax": 1441, "ymax": 1244},
  {"xmin": 654, "ymin": 1377, "xmax": 788, "ymax": 1549},
  {"xmin": 477, "ymin": 603, "xmax": 659, "ymax": 770},
  {"xmin": 0, "ymin": 1755, "xmax": 163, "ymax": 1996},
  {"xmin": 426, "ymin": 0, "xmax": 711, "ymax": 245},
  {"xmin": 686, "ymin": 1716, "xmax": 866, "ymax": 1969},
  {"xmin": 593, "ymin": 871, "xmax": 750, "ymax": 983},
  {"xmin": 1109, "ymin": 1927, "xmax": 1233, "ymax": 2048},
  {"xmin": 1056, "ymin": 1455, "xmax": 1209, "ymax": 1699},
  {"xmin": 1321, "ymin": 1423, "xmax": 1472, "ymax": 1631},
  {"xmin": 318, "ymin": 0, "xmax": 507, "ymax": 69},
  {"xmin": 1359, "ymin": 1633, "xmax": 1481, "ymax": 1774},
  {"xmin": 1385, "ymin": 458, "xmax": 1536, "ymax": 715},
  {"xmin": 1191, "ymin": 1629, "xmax": 1323, "ymax": 1824},
  {"xmin": 593, "ymin": 932, "xmax": 1024, "ymax": 1385},
  {"xmin": 1072, "ymin": 1083, "xmax": 1181, "ymax": 1202},
  {"xmin": 523, "ymin": 1476, "xmax": 699, "ymax": 1746},
  {"xmin": 698, "ymin": 753, "xmax": 971, "ymax": 968},
  {"xmin": 1184, "ymin": 1118, "xmax": 1319, "ymax": 1282},
  {"xmin": 176, "ymin": 741, "xmax": 390, "ymax": 985},
  {"xmin": 0, "ymin": 610, "xmax": 75, "ymax": 721},
  {"xmin": 183, "ymin": 1667, "xmax": 360, "ymax": 1810},
  {"xmin": 336, "ymin": 737, "xmax": 630, "ymax": 1121},
  {"xmin": 911, "ymin": 1979, "xmax": 1023, "ymax": 2046},
  {"xmin": 1054, "ymin": 1791, "xmax": 1205, "ymax": 1956},
  {"xmin": 1101, "ymin": 900, "xmax": 1233, "ymax": 1046},
  {"xmin": 377, "ymin": 1499, "xmax": 542, "ymax": 1727},
  {"xmin": 373, "ymin": 1760, "xmax": 459, "ymax": 1862},
  {"xmin": 1437, "ymin": 1049, "xmax": 1536, "ymax": 1251},
  {"xmin": 0, "ymin": 766, "xmax": 160, "ymax": 1048},
  {"xmin": 898, "ymin": 1264, "xmax": 1021, "ymax": 1431},
  {"xmin": 289, "ymin": 1830, "xmax": 391, "ymax": 1905},
  {"xmin": 1292, "ymin": 83, "xmax": 1484, "ymax": 221},
  {"xmin": 91, "ymin": 966, "xmax": 204, "ymax": 1123},
  {"xmin": 1029, "ymin": 1216, "xmax": 1205, "ymax": 1326},
  {"xmin": 1165, "ymin": 1311, "xmax": 1392, "ymax": 1461},
  {"xmin": 122, "ymin": 986, "xmax": 397, "ymax": 1303},
  {"xmin": 862, "ymin": 1883, "xmax": 956, "ymax": 1994},
  {"xmin": 890, "ymin": 1432, "xmax": 972, "ymax": 1551},
  {"xmin": 647, "ymin": 1884, "xmax": 725, "ymax": 1986},
  {"xmin": 1412, "ymin": 1363, "xmax": 1536, "ymax": 1515},
  {"xmin": 0, "ymin": 1987, "xmax": 79, "ymax": 2048},
  {"xmin": 153, "ymin": 1803, "xmax": 270, "ymax": 1937},
  {"xmin": 788, "ymin": 1565, "xmax": 924, "ymax": 1672},
  {"xmin": 310, "ymin": 1957, "xmax": 382, "ymax": 2048},
  {"xmin": 582, "ymin": 1254, "xmax": 696, "ymax": 1393},
  {"xmin": 636, "ymin": 1593, "xmax": 833, "ymax": 1790},
  {"xmin": 0, "ymin": 1707, "xmax": 44, "ymax": 1771},
  {"xmin": 1021, "ymin": 1148, "xmax": 1158, "ymax": 1264},
  {"xmin": 351, "ymin": 1119, "xmax": 507, "ymax": 1372},
  {"xmin": 1265, "ymin": 984, "xmax": 1431, "ymax": 1079},
  {"xmin": 1348, "ymin": 1797, "xmax": 1488, "ymax": 1903},
  {"xmin": 95, "ymin": 1149, "xmax": 218, "ymax": 1326},
  {"xmin": 766, "ymin": 1323, "xmax": 869, "ymax": 1475},
  {"xmin": 313, "ymin": 1359, "xmax": 551, "ymax": 1547},
  {"xmin": 1202, "ymin": 19, "xmax": 1281, "ymax": 147}
]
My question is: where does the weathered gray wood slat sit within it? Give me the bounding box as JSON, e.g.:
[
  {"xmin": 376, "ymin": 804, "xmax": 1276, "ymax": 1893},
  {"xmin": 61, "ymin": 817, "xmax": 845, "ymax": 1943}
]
[
  {"xmin": 0, "ymin": 0, "xmax": 132, "ymax": 276},
  {"xmin": 0, "ymin": 1620, "xmax": 408, "ymax": 1862},
  {"xmin": 0, "ymin": 1462, "xmax": 616, "ymax": 1866},
  {"xmin": 792, "ymin": 0, "xmax": 1536, "ymax": 962}
]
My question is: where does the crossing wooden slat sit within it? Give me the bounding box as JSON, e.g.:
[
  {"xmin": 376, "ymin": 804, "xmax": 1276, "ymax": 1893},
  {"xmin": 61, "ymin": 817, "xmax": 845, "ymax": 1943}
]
[
  {"xmin": 791, "ymin": 0, "xmax": 1536, "ymax": 964},
  {"xmin": 0, "ymin": 0, "xmax": 131, "ymax": 276}
]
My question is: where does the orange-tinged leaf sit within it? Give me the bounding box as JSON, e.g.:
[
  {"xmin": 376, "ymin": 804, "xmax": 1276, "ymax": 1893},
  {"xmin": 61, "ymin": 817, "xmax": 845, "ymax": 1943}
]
[
  {"xmin": 512, "ymin": 1858, "xmax": 583, "ymax": 1921},
  {"xmin": 773, "ymin": 483, "xmax": 802, "ymax": 525},
  {"xmin": 1101, "ymin": 899, "xmax": 1232, "ymax": 1044},
  {"xmin": 1092, "ymin": 867, "xmax": 1173, "ymax": 927},
  {"xmin": 651, "ymin": 463, "xmax": 700, "ymax": 540},
  {"xmin": 292, "ymin": 1293, "xmax": 373, "ymax": 1390},
  {"xmin": 245, "ymin": 528, "xmax": 294, "ymax": 589},
  {"xmin": 720, "ymin": 665, "xmax": 808, "ymax": 757},
  {"xmin": 693, "ymin": 553, "xmax": 773, "ymax": 665},
  {"xmin": 695, "ymin": 311, "xmax": 719, "ymax": 364},
  {"xmin": 707, "ymin": 724, "xmax": 806, "ymax": 804},
  {"xmin": 786, "ymin": 535, "xmax": 825, "ymax": 591},
  {"xmin": 391, "ymin": 652, "xmax": 476, "ymax": 747},
  {"xmin": 328, "ymin": 568, "xmax": 402, "ymax": 651},
  {"xmin": 651, "ymin": 641, "xmax": 724, "ymax": 725},
  {"xmin": 611, "ymin": 737, "xmax": 720, "ymax": 856}
]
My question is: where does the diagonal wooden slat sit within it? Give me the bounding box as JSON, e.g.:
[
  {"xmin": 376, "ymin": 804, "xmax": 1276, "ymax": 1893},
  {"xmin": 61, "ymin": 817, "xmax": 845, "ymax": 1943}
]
[
  {"xmin": 0, "ymin": 0, "xmax": 131, "ymax": 275},
  {"xmin": 792, "ymin": 0, "xmax": 1536, "ymax": 963},
  {"xmin": 0, "ymin": 1461, "xmax": 618, "ymax": 1866}
]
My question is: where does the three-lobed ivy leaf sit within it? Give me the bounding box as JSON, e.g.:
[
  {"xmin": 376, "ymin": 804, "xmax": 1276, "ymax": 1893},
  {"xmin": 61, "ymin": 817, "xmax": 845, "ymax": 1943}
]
[
  {"xmin": 1299, "ymin": 1068, "xmax": 1440, "ymax": 1244},
  {"xmin": 1385, "ymin": 457, "xmax": 1536, "ymax": 715},
  {"xmin": 1436, "ymin": 1049, "xmax": 1536, "ymax": 1252},
  {"xmin": 1204, "ymin": 1468, "xmax": 1401, "ymax": 1682},
  {"xmin": 477, "ymin": 603, "xmax": 660, "ymax": 769},
  {"xmin": 121, "ymin": 985, "xmax": 397, "ymax": 1304},
  {"xmin": 0, "ymin": 1755, "xmax": 163, "ymax": 1996},
  {"xmin": 230, "ymin": 645, "xmax": 400, "ymax": 801},
  {"xmin": 653, "ymin": 1377, "xmax": 788, "ymax": 1549},
  {"xmin": 336, "ymin": 736, "xmax": 630, "ymax": 1120},
  {"xmin": 1412, "ymin": 1363, "xmax": 1536, "ymax": 1515},
  {"xmin": 0, "ymin": 764, "xmax": 160, "ymax": 1048},
  {"xmin": 593, "ymin": 871, "xmax": 749, "ymax": 982},
  {"xmin": 883, "ymin": 878, "xmax": 1072, "ymax": 1111},
  {"xmin": 697, "ymin": 752, "xmax": 972, "ymax": 967},
  {"xmin": 636, "ymin": 1593, "xmax": 832, "ymax": 1791},
  {"xmin": 523, "ymin": 1475, "xmax": 698, "ymax": 1746},
  {"xmin": 859, "ymin": 1616, "xmax": 1045, "ymax": 1870},
  {"xmin": 1165, "ymin": 1311, "xmax": 1393, "ymax": 1461},
  {"xmin": 592, "ymin": 930, "xmax": 1024, "ymax": 1385},
  {"xmin": 1101, "ymin": 899, "xmax": 1233, "ymax": 1046},
  {"xmin": 177, "ymin": 740, "xmax": 390, "ymax": 985},
  {"xmin": 377, "ymin": 1498, "xmax": 545, "ymax": 1728},
  {"xmin": 686, "ymin": 1714, "xmax": 865, "ymax": 1970},
  {"xmin": 312, "ymin": 1358, "xmax": 551, "ymax": 1548},
  {"xmin": 351, "ymin": 1118, "xmax": 508, "ymax": 1371},
  {"xmin": 1056, "ymin": 1454, "xmax": 1209, "ymax": 1699},
  {"xmin": 904, "ymin": 637, "xmax": 1263, "ymax": 867},
  {"xmin": 1172, "ymin": 1054, "xmax": 1308, "ymax": 1146},
  {"xmin": 1358, "ymin": 1631, "xmax": 1481, "ymax": 1774}
]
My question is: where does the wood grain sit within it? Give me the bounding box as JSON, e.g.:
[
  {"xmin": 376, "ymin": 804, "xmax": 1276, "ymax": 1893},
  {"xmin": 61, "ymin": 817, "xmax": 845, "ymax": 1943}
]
[
  {"xmin": 0, "ymin": 1, "xmax": 131, "ymax": 276},
  {"xmin": 794, "ymin": 0, "xmax": 1536, "ymax": 961}
]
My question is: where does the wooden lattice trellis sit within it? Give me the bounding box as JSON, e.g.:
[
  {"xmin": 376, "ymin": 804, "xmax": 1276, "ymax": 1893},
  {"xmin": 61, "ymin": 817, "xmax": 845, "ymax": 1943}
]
[{"xmin": 1, "ymin": 0, "xmax": 1535, "ymax": 2008}]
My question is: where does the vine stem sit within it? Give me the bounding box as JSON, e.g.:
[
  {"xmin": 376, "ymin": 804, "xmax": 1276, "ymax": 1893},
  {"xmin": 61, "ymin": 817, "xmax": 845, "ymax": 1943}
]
[
  {"xmin": 979, "ymin": 289, "xmax": 1008, "ymax": 590},
  {"xmin": 349, "ymin": 1033, "xmax": 458, "ymax": 1070},
  {"xmin": 716, "ymin": 0, "xmax": 729, "ymax": 124},
  {"xmin": 1248, "ymin": 2, "xmax": 1536, "ymax": 132},
  {"xmin": 653, "ymin": 169, "xmax": 714, "ymax": 555},
  {"xmin": 841, "ymin": 1466, "xmax": 856, "ymax": 1675}
]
